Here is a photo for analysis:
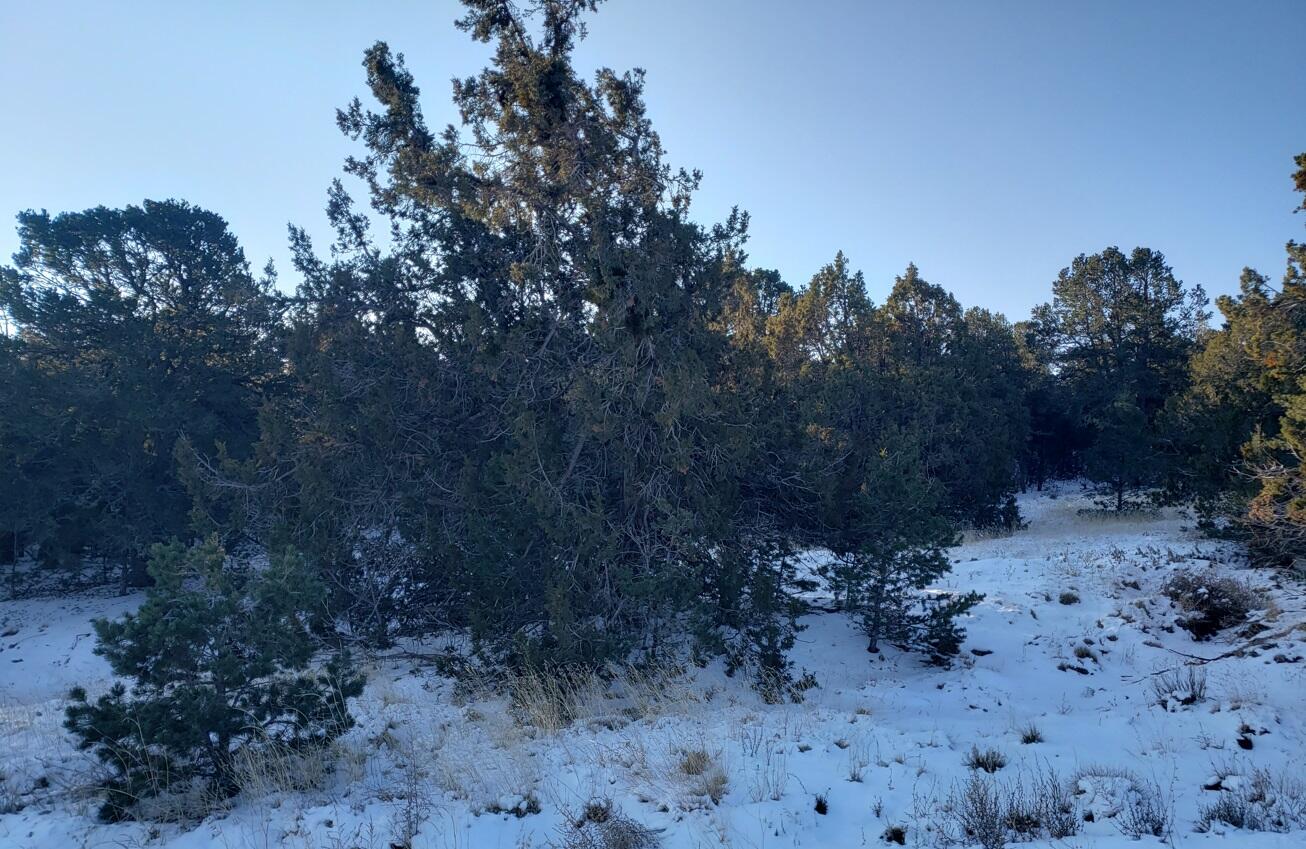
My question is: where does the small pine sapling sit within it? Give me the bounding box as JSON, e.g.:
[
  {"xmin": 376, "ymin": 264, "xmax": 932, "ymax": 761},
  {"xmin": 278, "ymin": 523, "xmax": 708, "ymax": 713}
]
[{"xmin": 65, "ymin": 538, "xmax": 363, "ymax": 820}]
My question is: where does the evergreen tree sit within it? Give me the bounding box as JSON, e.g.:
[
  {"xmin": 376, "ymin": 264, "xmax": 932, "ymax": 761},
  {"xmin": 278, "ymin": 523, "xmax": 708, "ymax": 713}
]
[
  {"xmin": 0, "ymin": 333, "xmax": 61, "ymax": 590},
  {"xmin": 822, "ymin": 452, "xmax": 978, "ymax": 662},
  {"xmin": 65, "ymin": 538, "xmax": 362, "ymax": 820},
  {"xmin": 881, "ymin": 265, "xmax": 1028, "ymax": 527},
  {"xmin": 1167, "ymin": 268, "xmax": 1300, "ymax": 510},
  {"xmin": 1014, "ymin": 318, "xmax": 1085, "ymax": 488},
  {"xmin": 206, "ymin": 0, "xmax": 803, "ymax": 674},
  {"xmin": 1178, "ymin": 153, "xmax": 1306, "ymax": 562},
  {"xmin": 1083, "ymin": 392, "xmax": 1153, "ymax": 511},
  {"xmin": 0, "ymin": 201, "xmax": 283, "ymax": 586},
  {"xmin": 1031, "ymin": 246, "xmax": 1207, "ymax": 507},
  {"xmin": 764, "ymin": 255, "xmax": 981, "ymax": 662}
]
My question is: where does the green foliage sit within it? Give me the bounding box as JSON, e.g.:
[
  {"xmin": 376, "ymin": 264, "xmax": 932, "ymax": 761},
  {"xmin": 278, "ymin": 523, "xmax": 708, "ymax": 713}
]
[
  {"xmin": 180, "ymin": 0, "xmax": 807, "ymax": 674},
  {"xmin": 1169, "ymin": 153, "xmax": 1306, "ymax": 564},
  {"xmin": 1083, "ymin": 393, "xmax": 1152, "ymax": 510},
  {"xmin": 64, "ymin": 538, "xmax": 362, "ymax": 820},
  {"xmin": 1014, "ymin": 318, "xmax": 1085, "ymax": 488},
  {"xmin": 0, "ymin": 201, "xmax": 282, "ymax": 587},
  {"xmin": 1167, "ymin": 268, "xmax": 1301, "ymax": 510},
  {"xmin": 758, "ymin": 255, "xmax": 987, "ymax": 661},
  {"xmin": 3, "ymin": 0, "xmax": 1062, "ymax": 686},
  {"xmin": 882, "ymin": 267, "xmax": 1029, "ymax": 528},
  {"xmin": 3, "ymin": 13, "xmax": 1303, "ymax": 809},
  {"xmin": 1031, "ymin": 246, "xmax": 1207, "ymax": 508},
  {"xmin": 186, "ymin": 1, "xmax": 990, "ymax": 673}
]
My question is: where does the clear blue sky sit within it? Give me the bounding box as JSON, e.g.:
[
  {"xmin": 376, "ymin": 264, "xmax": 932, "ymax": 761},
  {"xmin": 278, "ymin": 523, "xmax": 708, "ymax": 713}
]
[{"xmin": 2, "ymin": 1, "xmax": 1302, "ymax": 318}]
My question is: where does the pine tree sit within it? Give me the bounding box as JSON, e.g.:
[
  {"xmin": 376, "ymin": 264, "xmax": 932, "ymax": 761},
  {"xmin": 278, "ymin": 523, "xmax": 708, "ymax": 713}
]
[
  {"xmin": 1083, "ymin": 392, "xmax": 1153, "ymax": 511},
  {"xmin": 881, "ymin": 265, "xmax": 1028, "ymax": 527},
  {"xmin": 65, "ymin": 538, "xmax": 362, "ymax": 820},
  {"xmin": 1032, "ymin": 246, "xmax": 1207, "ymax": 507},
  {"xmin": 1014, "ymin": 318, "xmax": 1087, "ymax": 489},
  {"xmin": 824, "ymin": 455, "xmax": 979, "ymax": 661},
  {"xmin": 764, "ymin": 254, "xmax": 982, "ymax": 663}
]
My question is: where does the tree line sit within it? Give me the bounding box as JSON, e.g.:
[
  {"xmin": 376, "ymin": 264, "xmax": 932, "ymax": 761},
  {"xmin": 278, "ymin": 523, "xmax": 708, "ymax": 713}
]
[{"xmin": 3, "ymin": 2, "xmax": 1304, "ymax": 671}]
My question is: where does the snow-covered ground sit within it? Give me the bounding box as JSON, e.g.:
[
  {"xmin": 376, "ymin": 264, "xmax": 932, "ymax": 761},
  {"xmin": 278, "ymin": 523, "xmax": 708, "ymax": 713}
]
[{"xmin": 2, "ymin": 484, "xmax": 1304, "ymax": 848}]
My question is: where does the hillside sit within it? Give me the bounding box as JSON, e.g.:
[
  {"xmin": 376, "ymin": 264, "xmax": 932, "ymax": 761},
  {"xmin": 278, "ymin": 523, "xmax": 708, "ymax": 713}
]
[{"xmin": 2, "ymin": 484, "xmax": 1303, "ymax": 848}]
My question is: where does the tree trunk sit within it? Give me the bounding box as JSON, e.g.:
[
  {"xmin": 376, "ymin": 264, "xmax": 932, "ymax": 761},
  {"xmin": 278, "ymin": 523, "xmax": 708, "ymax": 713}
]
[
  {"xmin": 121, "ymin": 553, "xmax": 150, "ymax": 591},
  {"xmin": 8, "ymin": 530, "xmax": 17, "ymax": 600}
]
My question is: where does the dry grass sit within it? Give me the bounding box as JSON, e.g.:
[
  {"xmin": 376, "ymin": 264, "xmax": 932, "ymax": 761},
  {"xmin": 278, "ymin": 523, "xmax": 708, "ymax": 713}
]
[
  {"xmin": 941, "ymin": 766, "xmax": 1079, "ymax": 848},
  {"xmin": 1197, "ymin": 768, "xmax": 1306, "ymax": 833},
  {"xmin": 963, "ymin": 745, "xmax": 1007, "ymax": 773},
  {"xmin": 674, "ymin": 745, "xmax": 728, "ymax": 806},
  {"xmin": 228, "ymin": 736, "xmax": 338, "ymax": 800},
  {"xmin": 747, "ymin": 747, "xmax": 787, "ymax": 803},
  {"xmin": 559, "ymin": 798, "xmax": 659, "ymax": 849},
  {"xmin": 0, "ymin": 771, "xmax": 20, "ymax": 815},
  {"xmin": 1017, "ymin": 722, "xmax": 1043, "ymax": 745},
  {"xmin": 1117, "ymin": 777, "xmax": 1172, "ymax": 839},
  {"xmin": 1150, "ymin": 666, "xmax": 1208, "ymax": 709},
  {"xmin": 844, "ymin": 734, "xmax": 873, "ymax": 782},
  {"xmin": 433, "ymin": 733, "xmax": 540, "ymax": 814},
  {"xmin": 505, "ymin": 663, "xmax": 700, "ymax": 735}
]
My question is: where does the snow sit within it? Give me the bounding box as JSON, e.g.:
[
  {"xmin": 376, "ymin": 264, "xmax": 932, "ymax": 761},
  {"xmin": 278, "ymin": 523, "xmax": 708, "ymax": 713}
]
[{"xmin": 2, "ymin": 483, "xmax": 1305, "ymax": 848}]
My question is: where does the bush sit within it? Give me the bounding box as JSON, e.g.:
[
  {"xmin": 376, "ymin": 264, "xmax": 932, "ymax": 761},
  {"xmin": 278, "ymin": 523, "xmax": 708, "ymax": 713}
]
[
  {"xmin": 1149, "ymin": 666, "xmax": 1207, "ymax": 709},
  {"xmin": 946, "ymin": 776, "xmax": 1007, "ymax": 849},
  {"xmin": 945, "ymin": 768, "xmax": 1078, "ymax": 848},
  {"xmin": 1033, "ymin": 768, "xmax": 1080, "ymax": 839},
  {"xmin": 562, "ymin": 798, "xmax": 659, "ymax": 849},
  {"xmin": 1197, "ymin": 768, "xmax": 1306, "ymax": 833},
  {"xmin": 1117, "ymin": 778, "xmax": 1171, "ymax": 840},
  {"xmin": 1162, "ymin": 570, "xmax": 1260, "ymax": 640},
  {"xmin": 965, "ymin": 746, "xmax": 1007, "ymax": 773},
  {"xmin": 1018, "ymin": 722, "xmax": 1043, "ymax": 744},
  {"xmin": 1058, "ymin": 591, "xmax": 1080, "ymax": 605},
  {"xmin": 65, "ymin": 539, "xmax": 363, "ymax": 820}
]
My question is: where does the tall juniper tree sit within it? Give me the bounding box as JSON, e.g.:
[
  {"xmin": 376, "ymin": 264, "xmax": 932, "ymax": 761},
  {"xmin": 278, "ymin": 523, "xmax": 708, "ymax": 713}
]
[
  {"xmin": 198, "ymin": 0, "xmax": 806, "ymax": 673},
  {"xmin": 881, "ymin": 265, "xmax": 1027, "ymax": 528},
  {"xmin": 763, "ymin": 255, "xmax": 981, "ymax": 661}
]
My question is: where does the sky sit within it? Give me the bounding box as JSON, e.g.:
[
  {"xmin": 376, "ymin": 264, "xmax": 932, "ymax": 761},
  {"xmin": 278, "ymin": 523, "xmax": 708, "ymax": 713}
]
[{"xmin": 1, "ymin": 0, "xmax": 1303, "ymax": 319}]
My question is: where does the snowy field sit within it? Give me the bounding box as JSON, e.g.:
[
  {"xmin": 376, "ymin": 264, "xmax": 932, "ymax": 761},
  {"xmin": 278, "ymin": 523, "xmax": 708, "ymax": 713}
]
[{"xmin": 2, "ymin": 484, "xmax": 1304, "ymax": 848}]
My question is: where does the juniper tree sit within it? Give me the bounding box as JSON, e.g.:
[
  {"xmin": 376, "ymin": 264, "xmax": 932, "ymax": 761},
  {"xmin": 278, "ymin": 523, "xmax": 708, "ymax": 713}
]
[
  {"xmin": 1176, "ymin": 153, "xmax": 1306, "ymax": 562},
  {"xmin": 0, "ymin": 201, "xmax": 283, "ymax": 586},
  {"xmin": 1168, "ymin": 269, "xmax": 1293, "ymax": 510},
  {"xmin": 881, "ymin": 265, "xmax": 1028, "ymax": 527},
  {"xmin": 208, "ymin": 0, "xmax": 801, "ymax": 672},
  {"xmin": 71, "ymin": 0, "xmax": 997, "ymax": 680}
]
